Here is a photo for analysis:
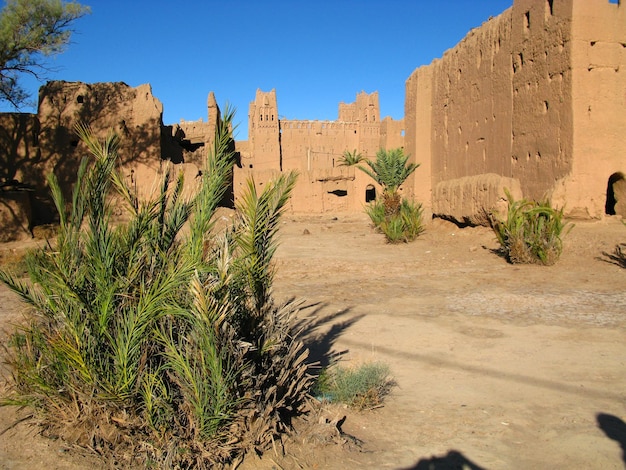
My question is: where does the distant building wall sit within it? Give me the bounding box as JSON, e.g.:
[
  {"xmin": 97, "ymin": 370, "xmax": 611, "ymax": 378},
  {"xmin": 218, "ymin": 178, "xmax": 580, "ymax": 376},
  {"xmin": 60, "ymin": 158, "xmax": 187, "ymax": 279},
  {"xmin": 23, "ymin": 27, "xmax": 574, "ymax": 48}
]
[{"xmin": 240, "ymin": 89, "xmax": 404, "ymax": 213}]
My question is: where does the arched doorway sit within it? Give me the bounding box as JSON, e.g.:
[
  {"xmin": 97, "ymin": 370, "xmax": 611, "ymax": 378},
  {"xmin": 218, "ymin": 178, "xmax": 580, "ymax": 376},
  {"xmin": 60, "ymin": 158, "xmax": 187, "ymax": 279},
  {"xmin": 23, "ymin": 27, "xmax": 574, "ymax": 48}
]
[
  {"xmin": 605, "ymin": 172, "xmax": 625, "ymax": 215},
  {"xmin": 365, "ymin": 184, "xmax": 376, "ymax": 203}
]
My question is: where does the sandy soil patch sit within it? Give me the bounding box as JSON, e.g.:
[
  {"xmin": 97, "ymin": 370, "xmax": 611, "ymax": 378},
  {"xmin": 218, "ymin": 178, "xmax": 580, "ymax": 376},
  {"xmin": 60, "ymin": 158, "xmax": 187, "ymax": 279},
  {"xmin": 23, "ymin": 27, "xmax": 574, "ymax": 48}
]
[{"xmin": 1, "ymin": 214, "xmax": 625, "ymax": 469}]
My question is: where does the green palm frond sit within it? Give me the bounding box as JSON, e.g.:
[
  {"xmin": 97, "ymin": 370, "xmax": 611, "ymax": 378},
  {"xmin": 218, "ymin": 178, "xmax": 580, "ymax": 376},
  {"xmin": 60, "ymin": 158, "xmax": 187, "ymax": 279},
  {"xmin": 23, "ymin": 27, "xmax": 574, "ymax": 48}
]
[
  {"xmin": 358, "ymin": 147, "xmax": 419, "ymax": 194},
  {"xmin": 338, "ymin": 149, "xmax": 364, "ymax": 166},
  {"xmin": 235, "ymin": 171, "xmax": 298, "ymax": 315},
  {"xmin": 188, "ymin": 105, "xmax": 238, "ymax": 261}
]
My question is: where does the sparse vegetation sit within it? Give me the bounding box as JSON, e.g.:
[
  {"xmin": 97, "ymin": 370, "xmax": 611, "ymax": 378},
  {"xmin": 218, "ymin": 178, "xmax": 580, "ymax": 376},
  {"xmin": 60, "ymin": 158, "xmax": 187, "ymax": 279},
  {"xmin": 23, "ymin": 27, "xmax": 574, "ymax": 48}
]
[
  {"xmin": 338, "ymin": 149, "xmax": 364, "ymax": 166},
  {"xmin": 314, "ymin": 362, "xmax": 393, "ymax": 411},
  {"xmin": 489, "ymin": 189, "xmax": 572, "ymax": 265},
  {"xmin": 359, "ymin": 148, "xmax": 423, "ymax": 243},
  {"xmin": 358, "ymin": 148, "xmax": 419, "ymax": 216},
  {"xmin": 365, "ymin": 197, "xmax": 424, "ymax": 243},
  {"xmin": 0, "ymin": 109, "xmax": 313, "ymax": 468}
]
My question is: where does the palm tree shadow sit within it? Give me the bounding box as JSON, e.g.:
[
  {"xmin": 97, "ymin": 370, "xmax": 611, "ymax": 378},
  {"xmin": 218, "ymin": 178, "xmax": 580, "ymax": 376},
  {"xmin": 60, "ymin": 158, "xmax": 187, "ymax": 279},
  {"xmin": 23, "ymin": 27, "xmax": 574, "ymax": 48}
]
[
  {"xmin": 399, "ymin": 450, "xmax": 486, "ymax": 469},
  {"xmin": 292, "ymin": 301, "xmax": 364, "ymax": 368},
  {"xmin": 597, "ymin": 244, "xmax": 626, "ymax": 268},
  {"xmin": 597, "ymin": 413, "xmax": 626, "ymax": 465}
]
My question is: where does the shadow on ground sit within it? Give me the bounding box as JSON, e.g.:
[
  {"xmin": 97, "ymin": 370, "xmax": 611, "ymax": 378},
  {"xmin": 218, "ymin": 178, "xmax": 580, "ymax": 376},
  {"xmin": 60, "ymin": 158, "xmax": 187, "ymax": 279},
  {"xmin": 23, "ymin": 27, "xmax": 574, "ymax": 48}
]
[
  {"xmin": 597, "ymin": 412, "xmax": 626, "ymax": 465},
  {"xmin": 398, "ymin": 450, "xmax": 486, "ymax": 469},
  {"xmin": 294, "ymin": 301, "xmax": 363, "ymax": 368},
  {"xmin": 598, "ymin": 244, "xmax": 626, "ymax": 269}
]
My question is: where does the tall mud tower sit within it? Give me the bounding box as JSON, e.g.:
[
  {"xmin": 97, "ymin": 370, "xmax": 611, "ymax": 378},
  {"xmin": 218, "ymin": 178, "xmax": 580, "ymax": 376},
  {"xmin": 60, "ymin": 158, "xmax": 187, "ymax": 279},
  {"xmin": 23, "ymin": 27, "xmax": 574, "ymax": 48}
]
[{"xmin": 248, "ymin": 89, "xmax": 281, "ymax": 170}]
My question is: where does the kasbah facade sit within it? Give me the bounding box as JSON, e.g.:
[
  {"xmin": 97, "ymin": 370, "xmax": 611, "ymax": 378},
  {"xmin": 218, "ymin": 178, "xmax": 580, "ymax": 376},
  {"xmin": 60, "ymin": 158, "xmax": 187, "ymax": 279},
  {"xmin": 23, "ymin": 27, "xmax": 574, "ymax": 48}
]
[{"xmin": 0, "ymin": 0, "xmax": 625, "ymax": 241}]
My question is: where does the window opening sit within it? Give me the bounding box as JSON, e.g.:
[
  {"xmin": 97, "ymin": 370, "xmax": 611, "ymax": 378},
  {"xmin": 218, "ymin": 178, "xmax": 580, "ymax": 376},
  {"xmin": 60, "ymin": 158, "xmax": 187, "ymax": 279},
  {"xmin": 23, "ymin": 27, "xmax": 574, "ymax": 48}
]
[
  {"xmin": 524, "ymin": 11, "xmax": 530, "ymax": 29},
  {"xmin": 365, "ymin": 184, "xmax": 376, "ymax": 203}
]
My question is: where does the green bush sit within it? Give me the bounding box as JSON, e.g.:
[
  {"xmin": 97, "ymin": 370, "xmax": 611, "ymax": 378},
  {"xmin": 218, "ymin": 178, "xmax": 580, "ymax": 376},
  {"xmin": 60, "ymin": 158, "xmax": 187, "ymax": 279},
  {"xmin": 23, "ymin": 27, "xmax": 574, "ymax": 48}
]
[
  {"xmin": 314, "ymin": 362, "xmax": 393, "ymax": 410},
  {"xmin": 358, "ymin": 148, "xmax": 419, "ymax": 216},
  {"xmin": 366, "ymin": 197, "xmax": 424, "ymax": 243},
  {"xmin": 489, "ymin": 189, "xmax": 572, "ymax": 265},
  {"xmin": 0, "ymin": 109, "xmax": 313, "ymax": 468}
]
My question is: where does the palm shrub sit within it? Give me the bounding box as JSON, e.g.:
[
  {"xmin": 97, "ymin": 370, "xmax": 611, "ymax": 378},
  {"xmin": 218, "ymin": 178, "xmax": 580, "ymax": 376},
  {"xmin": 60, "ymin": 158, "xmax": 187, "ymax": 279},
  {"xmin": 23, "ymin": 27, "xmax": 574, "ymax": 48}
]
[
  {"xmin": 489, "ymin": 189, "xmax": 572, "ymax": 265},
  {"xmin": 0, "ymin": 108, "xmax": 313, "ymax": 467},
  {"xmin": 359, "ymin": 148, "xmax": 423, "ymax": 243},
  {"xmin": 358, "ymin": 148, "xmax": 419, "ymax": 216},
  {"xmin": 365, "ymin": 198, "xmax": 424, "ymax": 243}
]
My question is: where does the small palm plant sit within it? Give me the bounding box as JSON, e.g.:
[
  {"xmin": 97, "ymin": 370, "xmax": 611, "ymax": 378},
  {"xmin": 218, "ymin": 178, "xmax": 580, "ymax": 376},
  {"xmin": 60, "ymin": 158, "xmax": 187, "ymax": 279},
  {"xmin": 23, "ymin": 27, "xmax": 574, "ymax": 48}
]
[
  {"xmin": 359, "ymin": 148, "xmax": 423, "ymax": 243},
  {"xmin": 338, "ymin": 149, "xmax": 364, "ymax": 166},
  {"xmin": 489, "ymin": 189, "xmax": 572, "ymax": 265},
  {"xmin": 0, "ymin": 108, "xmax": 312, "ymax": 467},
  {"xmin": 358, "ymin": 148, "xmax": 419, "ymax": 215}
]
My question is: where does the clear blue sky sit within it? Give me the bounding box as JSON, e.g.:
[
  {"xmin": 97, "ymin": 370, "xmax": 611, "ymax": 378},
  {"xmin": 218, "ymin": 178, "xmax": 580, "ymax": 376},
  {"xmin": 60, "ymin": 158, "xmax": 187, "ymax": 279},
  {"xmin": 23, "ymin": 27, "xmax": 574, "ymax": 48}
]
[{"xmin": 2, "ymin": 0, "xmax": 513, "ymax": 140}]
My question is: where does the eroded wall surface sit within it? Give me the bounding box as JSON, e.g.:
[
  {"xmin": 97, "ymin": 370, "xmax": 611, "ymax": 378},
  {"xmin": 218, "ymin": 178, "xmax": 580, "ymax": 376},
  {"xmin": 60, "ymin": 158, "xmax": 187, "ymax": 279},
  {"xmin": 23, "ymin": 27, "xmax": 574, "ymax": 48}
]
[
  {"xmin": 553, "ymin": 0, "xmax": 626, "ymax": 218},
  {"xmin": 36, "ymin": 81, "xmax": 164, "ymax": 205},
  {"xmin": 407, "ymin": 0, "xmax": 625, "ymax": 222}
]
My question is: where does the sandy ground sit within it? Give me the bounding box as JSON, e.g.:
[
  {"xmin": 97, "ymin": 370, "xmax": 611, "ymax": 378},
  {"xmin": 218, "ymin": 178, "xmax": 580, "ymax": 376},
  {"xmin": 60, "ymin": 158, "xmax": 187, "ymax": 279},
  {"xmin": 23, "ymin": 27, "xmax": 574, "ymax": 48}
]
[{"xmin": 1, "ymin": 213, "xmax": 625, "ymax": 469}]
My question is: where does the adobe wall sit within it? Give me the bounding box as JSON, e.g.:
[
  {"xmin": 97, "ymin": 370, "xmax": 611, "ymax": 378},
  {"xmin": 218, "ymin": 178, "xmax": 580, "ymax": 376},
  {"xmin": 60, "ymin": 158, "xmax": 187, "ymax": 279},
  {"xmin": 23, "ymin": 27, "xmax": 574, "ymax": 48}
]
[
  {"xmin": 406, "ymin": 0, "xmax": 624, "ymax": 223},
  {"xmin": 233, "ymin": 167, "xmax": 379, "ymax": 215},
  {"xmin": 551, "ymin": 0, "xmax": 626, "ymax": 218},
  {"xmin": 279, "ymin": 120, "xmax": 359, "ymax": 171},
  {"xmin": 247, "ymin": 89, "xmax": 281, "ymax": 171},
  {"xmin": 509, "ymin": 0, "xmax": 574, "ymax": 202},
  {"xmin": 35, "ymin": 82, "xmax": 161, "ymax": 184},
  {"xmin": 406, "ymin": 9, "xmax": 518, "ymax": 223},
  {"xmin": 0, "ymin": 113, "xmax": 39, "ymax": 189},
  {"xmin": 0, "ymin": 113, "xmax": 39, "ymax": 240},
  {"xmin": 239, "ymin": 89, "xmax": 404, "ymax": 213}
]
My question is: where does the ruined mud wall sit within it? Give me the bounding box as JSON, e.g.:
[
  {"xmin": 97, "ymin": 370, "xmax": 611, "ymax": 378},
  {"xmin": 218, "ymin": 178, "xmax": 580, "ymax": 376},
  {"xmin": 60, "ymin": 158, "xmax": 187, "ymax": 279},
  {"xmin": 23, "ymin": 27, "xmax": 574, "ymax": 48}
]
[
  {"xmin": 9, "ymin": 81, "xmax": 164, "ymax": 224},
  {"xmin": 240, "ymin": 89, "xmax": 402, "ymax": 213},
  {"xmin": 430, "ymin": 12, "xmax": 515, "ymax": 183},
  {"xmin": 279, "ymin": 120, "xmax": 359, "ymax": 171},
  {"xmin": 551, "ymin": 0, "xmax": 626, "ymax": 218},
  {"xmin": 379, "ymin": 117, "xmax": 405, "ymax": 156},
  {"xmin": 404, "ymin": 66, "xmax": 433, "ymax": 214},
  {"xmin": 510, "ymin": 0, "xmax": 574, "ymax": 202},
  {"xmin": 406, "ymin": 9, "xmax": 517, "ymax": 222},
  {"xmin": 0, "ymin": 113, "xmax": 38, "ymax": 240},
  {"xmin": 407, "ymin": 0, "xmax": 625, "ymax": 222},
  {"xmin": 36, "ymin": 82, "xmax": 163, "ymax": 186},
  {"xmin": 233, "ymin": 167, "xmax": 378, "ymax": 215}
]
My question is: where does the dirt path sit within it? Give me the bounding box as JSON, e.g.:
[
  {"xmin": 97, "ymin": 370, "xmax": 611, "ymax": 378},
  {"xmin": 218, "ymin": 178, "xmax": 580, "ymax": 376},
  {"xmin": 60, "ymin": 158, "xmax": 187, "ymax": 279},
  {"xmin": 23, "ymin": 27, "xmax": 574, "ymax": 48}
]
[{"xmin": 1, "ymin": 214, "xmax": 626, "ymax": 469}]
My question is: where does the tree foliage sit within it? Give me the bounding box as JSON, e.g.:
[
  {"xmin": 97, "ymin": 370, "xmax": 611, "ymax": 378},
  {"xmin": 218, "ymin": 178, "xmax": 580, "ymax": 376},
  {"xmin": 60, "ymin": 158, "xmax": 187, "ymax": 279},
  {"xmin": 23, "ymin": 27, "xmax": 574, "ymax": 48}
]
[
  {"xmin": 358, "ymin": 148, "xmax": 419, "ymax": 196},
  {"xmin": 0, "ymin": 0, "xmax": 89, "ymax": 107},
  {"xmin": 0, "ymin": 108, "xmax": 313, "ymax": 467}
]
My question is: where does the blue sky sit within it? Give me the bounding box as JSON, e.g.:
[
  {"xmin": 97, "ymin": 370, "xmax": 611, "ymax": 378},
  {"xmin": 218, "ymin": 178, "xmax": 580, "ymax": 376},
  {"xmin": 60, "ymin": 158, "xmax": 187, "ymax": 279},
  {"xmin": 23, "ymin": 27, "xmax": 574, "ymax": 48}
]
[{"xmin": 2, "ymin": 0, "xmax": 513, "ymax": 140}]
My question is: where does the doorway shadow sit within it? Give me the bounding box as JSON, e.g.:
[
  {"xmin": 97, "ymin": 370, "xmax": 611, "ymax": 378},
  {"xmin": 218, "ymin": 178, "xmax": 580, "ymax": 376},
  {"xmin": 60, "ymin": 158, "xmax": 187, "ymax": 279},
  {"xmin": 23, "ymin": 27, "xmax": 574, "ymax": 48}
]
[
  {"xmin": 597, "ymin": 413, "xmax": 626, "ymax": 465},
  {"xmin": 398, "ymin": 449, "xmax": 486, "ymax": 469}
]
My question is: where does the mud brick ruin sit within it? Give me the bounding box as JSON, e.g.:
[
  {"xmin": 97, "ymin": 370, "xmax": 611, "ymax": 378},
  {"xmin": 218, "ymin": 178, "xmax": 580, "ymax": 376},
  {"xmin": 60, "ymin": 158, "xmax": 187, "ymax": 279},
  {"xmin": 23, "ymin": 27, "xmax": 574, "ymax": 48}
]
[{"xmin": 0, "ymin": 0, "xmax": 624, "ymax": 241}]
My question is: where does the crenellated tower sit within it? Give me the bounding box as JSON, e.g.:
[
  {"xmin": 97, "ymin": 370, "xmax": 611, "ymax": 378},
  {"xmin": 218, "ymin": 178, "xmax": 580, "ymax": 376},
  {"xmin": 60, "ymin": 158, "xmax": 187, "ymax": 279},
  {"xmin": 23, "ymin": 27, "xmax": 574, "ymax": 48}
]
[{"xmin": 248, "ymin": 89, "xmax": 281, "ymax": 170}]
